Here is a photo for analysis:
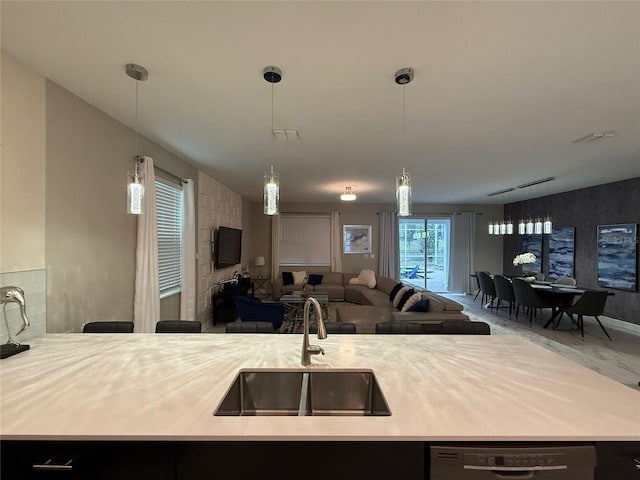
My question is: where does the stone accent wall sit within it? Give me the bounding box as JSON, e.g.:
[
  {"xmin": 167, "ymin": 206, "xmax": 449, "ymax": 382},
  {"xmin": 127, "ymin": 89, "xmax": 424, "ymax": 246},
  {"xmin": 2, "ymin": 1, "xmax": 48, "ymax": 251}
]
[
  {"xmin": 197, "ymin": 171, "xmax": 242, "ymax": 323},
  {"xmin": 0, "ymin": 269, "xmax": 47, "ymax": 343}
]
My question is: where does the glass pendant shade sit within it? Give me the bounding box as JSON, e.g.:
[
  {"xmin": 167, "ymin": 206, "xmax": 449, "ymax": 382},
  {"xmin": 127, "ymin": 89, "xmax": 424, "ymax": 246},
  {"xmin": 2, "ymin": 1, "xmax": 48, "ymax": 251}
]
[
  {"xmin": 127, "ymin": 168, "xmax": 144, "ymax": 214},
  {"xmin": 263, "ymin": 166, "xmax": 279, "ymax": 215},
  {"xmin": 396, "ymin": 168, "xmax": 411, "ymax": 217},
  {"xmin": 518, "ymin": 220, "xmax": 526, "ymax": 235},
  {"xmin": 506, "ymin": 220, "xmax": 514, "ymax": 235},
  {"xmin": 543, "ymin": 217, "xmax": 553, "ymax": 234},
  {"xmin": 525, "ymin": 218, "xmax": 534, "ymax": 235},
  {"xmin": 488, "ymin": 222, "xmax": 494, "ymax": 235},
  {"xmin": 499, "ymin": 222, "xmax": 507, "ymax": 235},
  {"xmin": 534, "ymin": 218, "xmax": 543, "ymax": 235}
]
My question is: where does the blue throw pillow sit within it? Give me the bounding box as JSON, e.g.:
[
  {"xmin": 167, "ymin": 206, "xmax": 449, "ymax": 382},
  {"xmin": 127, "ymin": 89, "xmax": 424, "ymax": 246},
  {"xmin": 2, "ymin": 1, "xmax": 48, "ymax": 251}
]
[
  {"xmin": 389, "ymin": 283, "xmax": 403, "ymax": 302},
  {"xmin": 408, "ymin": 299, "xmax": 429, "ymax": 312},
  {"xmin": 308, "ymin": 274, "xmax": 323, "ymax": 286},
  {"xmin": 282, "ymin": 271, "xmax": 294, "ymax": 285},
  {"xmin": 396, "ymin": 288, "xmax": 415, "ymax": 311}
]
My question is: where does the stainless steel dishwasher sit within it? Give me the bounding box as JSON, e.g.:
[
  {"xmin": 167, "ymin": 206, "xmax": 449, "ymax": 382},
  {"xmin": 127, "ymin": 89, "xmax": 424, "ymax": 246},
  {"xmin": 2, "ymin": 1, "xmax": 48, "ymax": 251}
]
[{"xmin": 431, "ymin": 445, "xmax": 596, "ymax": 480}]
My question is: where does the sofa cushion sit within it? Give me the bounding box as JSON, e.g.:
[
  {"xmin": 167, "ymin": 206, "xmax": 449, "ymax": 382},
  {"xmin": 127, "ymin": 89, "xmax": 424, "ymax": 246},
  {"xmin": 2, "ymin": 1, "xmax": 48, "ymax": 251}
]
[
  {"xmin": 396, "ymin": 288, "xmax": 415, "ymax": 310},
  {"xmin": 401, "ymin": 292, "xmax": 423, "ymax": 312},
  {"xmin": 357, "ymin": 269, "xmax": 376, "ymax": 288},
  {"xmin": 376, "ymin": 276, "xmax": 400, "ymax": 295},
  {"xmin": 308, "ymin": 274, "xmax": 323, "ymax": 286},
  {"xmin": 282, "ymin": 271, "xmax": 294, "ymax": 285},
  {"xmin": 393, "ymin": 286, "xmax": 410, "ymax": 308},
  {"xmin": 321, "ymin": 271, "xmax": 344, "ymax": 285},
  {"xmin": 292, "ymin": 270, "xmax": 307, "ymax": 284},
  {"xmin": 422, "ymin": 293, "xmax": 445, "ymax": 312},
  {"xmin": 426, "ymin": 292, "xmax": 464, "ymax": 312},
  {"xmin": 313, "ymin": 284, "xmax": 345, "ymax": 301},
  {"xmin": 407, "ymin": 299, "xmax": 429, "ymax": 312},
  {"xmin": 389, "ymin": 283, "xmax": 403, "ymax": 302}
]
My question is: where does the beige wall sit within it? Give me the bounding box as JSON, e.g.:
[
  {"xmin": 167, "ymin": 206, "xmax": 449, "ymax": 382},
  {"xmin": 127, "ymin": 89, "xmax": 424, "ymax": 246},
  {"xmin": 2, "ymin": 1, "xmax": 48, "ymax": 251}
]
[
  {"xmin": 244, "ymin": 200, "xmax": 504, "ymax": 283},
  {"xmin": 45, "ymin": 81, "xmax": 197, "ymax": 332},
  {"xmin": 1, "ymin": 51, "xmax": 46, "ymax": 273}
]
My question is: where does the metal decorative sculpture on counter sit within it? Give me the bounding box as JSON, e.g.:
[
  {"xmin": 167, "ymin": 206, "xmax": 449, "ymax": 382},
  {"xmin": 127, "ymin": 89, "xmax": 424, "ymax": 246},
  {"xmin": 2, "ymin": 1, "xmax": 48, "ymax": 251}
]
[{"xmin": 1, "ymin": 286, "xmax": 31, "ymax": 359}]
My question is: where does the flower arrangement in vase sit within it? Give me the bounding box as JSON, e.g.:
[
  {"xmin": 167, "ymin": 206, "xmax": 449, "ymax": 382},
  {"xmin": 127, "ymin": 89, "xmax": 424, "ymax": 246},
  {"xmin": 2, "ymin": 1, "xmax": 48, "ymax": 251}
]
[{"xmin": 513, "ymin": 252, "xmax": 537, "ymax": 279}]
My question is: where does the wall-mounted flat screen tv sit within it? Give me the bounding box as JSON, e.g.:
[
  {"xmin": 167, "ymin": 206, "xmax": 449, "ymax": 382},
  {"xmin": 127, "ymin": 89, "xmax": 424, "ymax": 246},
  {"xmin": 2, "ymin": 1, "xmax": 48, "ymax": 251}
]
[{"xmin": 215, "ymin": 226, "xmax": 242, "ymax": 269}]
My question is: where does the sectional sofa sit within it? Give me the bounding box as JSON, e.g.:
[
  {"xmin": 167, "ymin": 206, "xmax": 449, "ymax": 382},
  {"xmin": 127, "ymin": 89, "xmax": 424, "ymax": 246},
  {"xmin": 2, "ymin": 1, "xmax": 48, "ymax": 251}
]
[{"xmin": 272, "ymin": 272, "xmax": 470, "ymax": 334}]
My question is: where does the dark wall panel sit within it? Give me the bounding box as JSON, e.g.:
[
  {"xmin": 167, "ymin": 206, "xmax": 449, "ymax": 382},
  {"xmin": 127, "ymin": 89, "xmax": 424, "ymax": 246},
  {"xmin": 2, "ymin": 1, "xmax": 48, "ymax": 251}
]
[{"xmin": 503, "ymin": 177, "xmax": 640, "ymax": 325}]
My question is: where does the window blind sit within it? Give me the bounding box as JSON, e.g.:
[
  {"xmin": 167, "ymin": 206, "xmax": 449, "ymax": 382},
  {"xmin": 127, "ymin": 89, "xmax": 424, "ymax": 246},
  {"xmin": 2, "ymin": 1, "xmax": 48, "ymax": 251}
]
[
  {"xmin": 280, "ymin": 215, "xmax": 331, "ymax": 266},
  {"xmin": 156, "ymin": 180, "xmax": 183, "ymax": 298}
]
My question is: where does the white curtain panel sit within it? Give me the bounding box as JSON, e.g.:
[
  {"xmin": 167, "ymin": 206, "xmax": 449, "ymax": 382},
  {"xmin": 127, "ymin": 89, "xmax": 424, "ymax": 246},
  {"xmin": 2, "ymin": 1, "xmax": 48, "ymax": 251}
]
[
  {"xmin": 330, "ymin": 211, "xmax": 343, "ymax": 272},
  {"xmin": 271, "ymin": 215, "xmax": 281, "ymax": 280},
  {"xmin": 378, "ymin": 211, "xmax": 399, "ymax": 279},
  {"xmin": 180, "ymin": 179, "xmax": 196, "ymax": 321},
  {"xmin": 448, "ymin": 212, "xmax": 476, "ymax": 294},
  {"xmin": 133, "ymin": 156, "xmax": 160, "ymax": 333}
]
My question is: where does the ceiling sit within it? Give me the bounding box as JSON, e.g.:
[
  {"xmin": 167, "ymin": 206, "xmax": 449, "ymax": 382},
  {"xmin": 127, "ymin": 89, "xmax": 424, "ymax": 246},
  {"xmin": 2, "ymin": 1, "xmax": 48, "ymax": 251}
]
[{"xmin": 2, "ymin": 1, "xmax": 639, "ymax": 205}]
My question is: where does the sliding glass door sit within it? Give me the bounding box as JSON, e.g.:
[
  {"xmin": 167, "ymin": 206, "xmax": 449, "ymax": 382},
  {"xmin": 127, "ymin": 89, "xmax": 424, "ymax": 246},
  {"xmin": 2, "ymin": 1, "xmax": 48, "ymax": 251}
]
[{"xmin": 398, "ymin": 218, "xmax": 451, "ymax": 292}]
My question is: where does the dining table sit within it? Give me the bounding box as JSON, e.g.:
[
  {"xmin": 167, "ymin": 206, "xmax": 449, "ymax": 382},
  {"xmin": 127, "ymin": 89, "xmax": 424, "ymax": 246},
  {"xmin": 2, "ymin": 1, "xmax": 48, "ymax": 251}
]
[{"xmin": 527, "ymin": 281, "xmax": 613, "ymax": 329}]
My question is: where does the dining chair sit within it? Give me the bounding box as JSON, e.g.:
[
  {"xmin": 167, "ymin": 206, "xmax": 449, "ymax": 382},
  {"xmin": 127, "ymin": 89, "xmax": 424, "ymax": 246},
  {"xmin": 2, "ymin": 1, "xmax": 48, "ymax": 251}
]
[
  {"xmin": 82, "ymin": 321, "xmax": 134, "ymax": 333},
  {"xmin": 511, "ymin": 278, "xmax": 557, "ymax": 326},
  {"xmin": 225, "ymin": 321, "xmax": 274, "ymax": 333},
  {"xmin": 493, "ymin": 274, "xmax": 516, "ymax": 318},
  {"xmin": 560, "ymin": 290, "xmax": 611, "ymax": 340},
  {"xmin": 554, "ymin": 276, "xmax": 577, "ymax": 286},
  {"xmin": 476, "ymin": 271, "xmax": 496, "ymax": 310},
  {"xmin": 309, "ymin": 322, "xmax": 356, "ymax": 334},
  {"xmin": 472, "ymin": 272, "xmax": 484, "ymax": 302},
  {"xmin": 155, "ymin": 320, "xmax": 202, "ymax": 333}
]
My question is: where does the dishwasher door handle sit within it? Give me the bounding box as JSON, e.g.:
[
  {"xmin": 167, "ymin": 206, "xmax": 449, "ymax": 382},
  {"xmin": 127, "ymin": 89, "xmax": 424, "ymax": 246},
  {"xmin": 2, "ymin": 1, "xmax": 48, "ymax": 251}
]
[{"xmin": 463, "ymin": 464, "xmax": 568, "ymax": 478}]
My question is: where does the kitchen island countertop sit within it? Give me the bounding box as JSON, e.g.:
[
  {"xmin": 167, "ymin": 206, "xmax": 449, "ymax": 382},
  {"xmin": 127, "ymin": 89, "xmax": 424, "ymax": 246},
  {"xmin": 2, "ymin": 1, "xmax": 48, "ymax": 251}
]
[{"xmin": 1, "ymin": 333, "xmax": 638, "ymax": 441}]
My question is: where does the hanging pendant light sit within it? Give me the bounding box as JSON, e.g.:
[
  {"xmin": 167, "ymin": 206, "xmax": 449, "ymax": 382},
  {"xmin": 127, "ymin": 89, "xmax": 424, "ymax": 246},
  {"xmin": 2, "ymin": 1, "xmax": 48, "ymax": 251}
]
[
  {"xmin": 396, "ymin": 168, "xmax": 412, "ymax": 217},
  {"xmin": 125, "ymin": 63, "xmax": 148, "ymax": 214},
  {"xmin": 525, "ymin": 218, "xmax": 534, "ymax": 235},
  {"xmin": 543, "ymin": 216, "xmax": 553, "ymax": 234},
  {"xmin": 395, "ymin": 68, "xmax": 414, "ymax": 217},
  {"xmin": 263, "ymin": 66, "xmax": 282, "ymax": 216},
  {"xmin": 534, "ymin": 217, "xmax": 543, "ymax": 235},
  {"xmin": 264, "ymin": 165, "xmax": 279, "ymax": 215},
  {"xmin": 518, "ymin": 219, "xmax": 526, "ymax": 235}
]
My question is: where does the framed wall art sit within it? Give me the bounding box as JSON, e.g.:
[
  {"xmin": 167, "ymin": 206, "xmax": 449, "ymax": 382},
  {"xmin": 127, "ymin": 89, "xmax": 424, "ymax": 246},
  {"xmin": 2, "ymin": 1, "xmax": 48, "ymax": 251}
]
[
  {"xmin": 548, "ymin": 227, "xmax": 575, "ymax": 279},
  {"xmin": 343, "ymin": 225, "xmax": 371, "ymax": 254},
  {"xmin": 521, "ymin": 234, "xmax": 542, "ymax": 273},
  {"xmin": 597, "ymin": 223, "xmax": 637, "ymax": 291}
]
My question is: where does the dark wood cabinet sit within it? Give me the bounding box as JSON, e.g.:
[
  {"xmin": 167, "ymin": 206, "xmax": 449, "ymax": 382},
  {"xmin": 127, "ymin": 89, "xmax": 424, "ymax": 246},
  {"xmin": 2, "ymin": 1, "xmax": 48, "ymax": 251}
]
[
  {"xmin": 2, "ymin": 441, "xmax": 637, "ymax": 479},
  {"xmin": 210, "ymin": 281, "xmax": 253, "ymax": 325},
  {"xmin": 0, "ymin": 442, "xmax": 173, "ymax": 480}
]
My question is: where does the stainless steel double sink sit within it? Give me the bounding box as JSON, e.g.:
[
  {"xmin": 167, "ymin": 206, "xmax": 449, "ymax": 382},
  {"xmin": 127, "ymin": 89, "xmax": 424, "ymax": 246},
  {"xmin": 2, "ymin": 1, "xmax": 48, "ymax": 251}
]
[{"xmin": 214, "ymin": 369, "xmax": 391, "ymax": 416}]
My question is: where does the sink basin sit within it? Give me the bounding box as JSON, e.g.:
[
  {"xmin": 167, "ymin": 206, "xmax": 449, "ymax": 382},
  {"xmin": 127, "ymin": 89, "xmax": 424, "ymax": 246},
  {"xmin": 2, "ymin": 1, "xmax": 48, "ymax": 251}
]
[{"xmin": 214, "ymin": 369, "xmax": 391, "ymax": 416}]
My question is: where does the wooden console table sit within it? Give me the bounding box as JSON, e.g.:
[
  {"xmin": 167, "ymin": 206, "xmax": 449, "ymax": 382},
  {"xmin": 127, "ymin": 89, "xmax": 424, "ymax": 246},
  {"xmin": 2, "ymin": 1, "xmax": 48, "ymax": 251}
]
[{"xmin": 211, "ymin": 282, "xmax": 253, "ymax": 325}]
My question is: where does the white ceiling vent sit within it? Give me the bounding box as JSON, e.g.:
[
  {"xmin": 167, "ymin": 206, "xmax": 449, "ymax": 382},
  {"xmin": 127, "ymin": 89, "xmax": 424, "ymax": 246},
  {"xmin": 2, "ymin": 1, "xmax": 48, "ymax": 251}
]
[
  {"xmin": 573, "ymin": 131, "xmax": 617, "ymax": 143},
  {"xmin": 272, "ymin": 129, "xmax": 300, "ymax": 140}
]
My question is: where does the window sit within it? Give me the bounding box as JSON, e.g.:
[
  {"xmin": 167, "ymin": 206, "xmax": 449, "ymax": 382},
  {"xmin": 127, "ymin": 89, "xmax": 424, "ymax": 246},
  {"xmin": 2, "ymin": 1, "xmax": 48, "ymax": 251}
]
[
  {"xmin": 156, "ymin": 180, "xmax": 183, "ymax": 298},
  {"xmin": 279, "ymin": 215, "xmax": 331, "ymax": 266},
  {"xmin": 399, "ymin": 218, "xmax": 450, "ymax": 292}
]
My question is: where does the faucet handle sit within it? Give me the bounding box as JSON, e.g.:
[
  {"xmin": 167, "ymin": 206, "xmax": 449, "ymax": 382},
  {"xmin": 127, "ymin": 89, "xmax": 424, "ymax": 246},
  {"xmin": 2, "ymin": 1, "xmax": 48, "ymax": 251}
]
[{"xmin": 307, "ymin": 345, "xmax": 325, "ymax": 356}]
